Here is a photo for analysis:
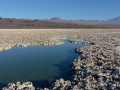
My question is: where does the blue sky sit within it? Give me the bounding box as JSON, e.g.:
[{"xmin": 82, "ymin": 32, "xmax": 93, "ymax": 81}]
[{"xmin": 0, "ymin": 0, "xmax": 120, "ymax": 20}]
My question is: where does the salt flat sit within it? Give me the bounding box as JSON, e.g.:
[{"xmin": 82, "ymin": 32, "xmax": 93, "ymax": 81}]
[
  {"xmin": 0, "ymin": 29, "xmax": 120, "ymax": 51},
  {"xmin": 1, "ymin": 28, "xmax": 120, "ymax": 89}
]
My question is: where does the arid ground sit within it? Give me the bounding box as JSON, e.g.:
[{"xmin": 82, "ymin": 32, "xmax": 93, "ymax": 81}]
[
  {"xmin": 0, "ymin": 29, "xmax": 120, "ymax": 51},
  {"xmin": 1, "ymin": 29, "xmax": 120, "ymax": 90}
]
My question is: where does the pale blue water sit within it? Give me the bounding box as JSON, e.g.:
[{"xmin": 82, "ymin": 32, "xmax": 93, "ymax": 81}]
[{"xmin": 0, "ymin": 39, "xmax": 84, "ymax": 88}]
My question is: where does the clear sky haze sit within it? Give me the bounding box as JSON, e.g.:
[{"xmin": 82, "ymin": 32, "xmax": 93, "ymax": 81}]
[{"xmin": 0, "ymin": 0, "xmax": 120, "ymax": 20}]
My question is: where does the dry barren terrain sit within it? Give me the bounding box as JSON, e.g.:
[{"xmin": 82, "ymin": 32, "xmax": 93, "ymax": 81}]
[{"xmin": 0, "ymin": 29, "xmax": 120, "ymax": 51}]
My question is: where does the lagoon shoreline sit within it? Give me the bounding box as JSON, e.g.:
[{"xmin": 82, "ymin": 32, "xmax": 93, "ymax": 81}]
[{"xmin": 1, "ymin": 29, "xmax": 120, "ymax": 90}]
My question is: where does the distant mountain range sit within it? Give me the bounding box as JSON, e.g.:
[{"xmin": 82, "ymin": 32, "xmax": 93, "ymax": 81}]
[
  {"xmin": 0, "ymin": 16, "xmax": 120, "ymax": 29},
  {"xmin": 108, "ymin": 17, "xmax": 120, "ymax": 22},
  {"xmin": 50, "ymin": 17, "xmax": 120, "ymax": 23}
]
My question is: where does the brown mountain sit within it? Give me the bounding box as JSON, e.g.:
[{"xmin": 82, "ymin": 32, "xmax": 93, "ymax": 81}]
[{"xmin": 0, "ymin": 17, "xmax": 120, "ymax": 29}]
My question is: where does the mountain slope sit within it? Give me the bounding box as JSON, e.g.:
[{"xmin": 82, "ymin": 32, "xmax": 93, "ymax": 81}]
[
  {"xmin": 0, "ymin": 17, "xmax": 120, "ymax": 29},
  {"xmin": 108, "ymin": 17, "xmax": 120, "ymax": 22}
]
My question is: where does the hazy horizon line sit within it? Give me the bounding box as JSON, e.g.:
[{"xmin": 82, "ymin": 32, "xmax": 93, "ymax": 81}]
[{"xmin": 0, "ymin": 16, "xmax": 119, "ymax": 21}]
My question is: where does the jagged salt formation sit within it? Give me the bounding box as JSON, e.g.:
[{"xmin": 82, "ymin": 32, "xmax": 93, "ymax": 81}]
[
  {"xmin": 2, "ymin": 82, "xmax": 35, "ymax": 90},
  {"xmin": 72, "ymin": 45, "xmax": 120, "ymax": 89},
  {"xmin": 2, "ymin": 32, "xmax": 120, "ymax": 90}
]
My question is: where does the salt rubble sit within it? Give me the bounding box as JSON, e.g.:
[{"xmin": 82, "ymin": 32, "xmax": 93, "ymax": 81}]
[{"xmin": 2, "ymin": 31, "xmax": 120, "ymax": 90}]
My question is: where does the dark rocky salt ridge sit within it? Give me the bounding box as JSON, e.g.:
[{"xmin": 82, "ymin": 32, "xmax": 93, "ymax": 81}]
[{"xmin": 2, "ymin": 32, "xmax": 120, "ymax": 90}]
